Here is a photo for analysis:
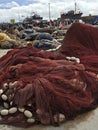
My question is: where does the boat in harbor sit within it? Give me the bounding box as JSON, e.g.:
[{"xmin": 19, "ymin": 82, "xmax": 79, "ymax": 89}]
[
  {"xmin": 61, "ymin": 10, "xmax": 82, "ymax": 20},
  {"xmin": 61, "ymin": 2, "xmax": 83, "ymax": 20}
]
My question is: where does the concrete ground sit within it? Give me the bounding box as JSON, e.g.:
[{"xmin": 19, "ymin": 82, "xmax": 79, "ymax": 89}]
[{"xmin": 0, "ymin": 49, "xmax": 98, "ymax": 130}]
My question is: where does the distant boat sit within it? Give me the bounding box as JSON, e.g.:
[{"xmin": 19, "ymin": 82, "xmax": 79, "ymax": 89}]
[
  {"xmin": 23, "ymin": 13, "xmax": 43, "ymax": 24},
  {"xmin": 30, "ymin": 14, "xmax": 43, "ymax": 20},
  {"xmin": 61, "ymin": 2, "xmax": 83, "ymax": 20}
]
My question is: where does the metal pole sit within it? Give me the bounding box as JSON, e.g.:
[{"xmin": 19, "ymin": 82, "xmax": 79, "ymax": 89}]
[
  {"xmin": 49, "ymin": 3, "xmax": 51, "ymax": 21},
  {"xmin": 74, "ymin": 0, "xmax": 76, "ymax": 14}
]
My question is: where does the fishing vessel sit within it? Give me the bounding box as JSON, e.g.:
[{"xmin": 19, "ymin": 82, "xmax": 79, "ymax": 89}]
[{"xmin": 61, "ymin": 2, "xmax": 83, "ymax": 20}]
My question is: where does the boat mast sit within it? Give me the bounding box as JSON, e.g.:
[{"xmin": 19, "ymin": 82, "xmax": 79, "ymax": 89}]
[
  {"xmin": 74, "ymin": 0, "xmax": 76, "ymax": 14},
  {"xmin": 48, "ymin": 3, "xmax": 51, "ymax": 21}
]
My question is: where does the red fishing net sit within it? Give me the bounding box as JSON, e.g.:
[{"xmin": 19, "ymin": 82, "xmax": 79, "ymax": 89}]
[
  {"xmin": 60, "ymin": 22, "xmax": 98, "ymax": 58},
  {"xmin": 0, "ymin": 47, "xmax": 98, "ymax": 127},
  {"xmin": 60, "ymin": 22, "xmax": 98, "ymax": 73}
]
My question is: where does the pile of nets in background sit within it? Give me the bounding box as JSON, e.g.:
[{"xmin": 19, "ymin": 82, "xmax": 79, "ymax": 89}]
[
  {"xmin": 0, "ymin": 23, "xmax": 98, "ymax": 127},
  {"xmin": 60, "ymin": 22, "xmax": 98, "ymax": 58},
  {"xmin": 60, "ymin": 22, "xmax": 98, "ymax": 73}
]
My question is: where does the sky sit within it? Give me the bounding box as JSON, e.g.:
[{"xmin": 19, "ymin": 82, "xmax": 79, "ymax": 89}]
[{"xmin": 0, "ymin": 0, "xmax": 98, "ymax": 23}]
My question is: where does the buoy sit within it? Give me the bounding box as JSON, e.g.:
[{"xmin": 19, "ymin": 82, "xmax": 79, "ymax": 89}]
[
  {"xmin": 27, "ymin": 118, "xmax": 35, "ymax": 123},
  {"xmin": 0, "ymin": 89, "xmax": 3, "ymax": 95},
  {"xmin": 18, "ymin": 107, "xmax": 25, "ymax": 113},
  {"xmin": 4, "ymin": 102, "xmax": 9, "ymax": 108},
  {"xmin": 9, "ymin": 107, "xmax": 17, "ymax": 114},
  {"xmin": 1, "ymin": 109, "xmax": 9, "ymax": 116},
  {"xmin": 1, "ymin": 94, "xmax": 8, "ymax": 101},
  {"xmin": 24, "ymin": 110, "xmax": 33, "ymax": 118}
]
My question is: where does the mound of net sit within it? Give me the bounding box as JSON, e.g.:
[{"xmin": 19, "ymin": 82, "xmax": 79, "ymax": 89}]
[
  {"xmin": 0, "ymin": 47, "xmax": 98, "ymax": 127},
  {"xmin": 60, "ymin": 22, "xmax": 98, "ymax": 73},
  {"xmin": 60, "ymin": 22, "xmax": 98, "ymax": 58}
]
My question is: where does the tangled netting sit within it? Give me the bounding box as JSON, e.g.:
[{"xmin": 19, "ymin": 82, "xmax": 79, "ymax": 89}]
[
  {"xmin": 60, "ymin": 22, "xmax": 98, "ymax": 73},
  {"xmin": 1, "ymin": 23, "xmax": 98, "ymax": 127},
  {"xmin": 0, "ymin": 46, "xmax": 98, "ymax": 127},
  {"xmin": 60, "ymin": 22, "xmax": 98, "ymax": 58}
]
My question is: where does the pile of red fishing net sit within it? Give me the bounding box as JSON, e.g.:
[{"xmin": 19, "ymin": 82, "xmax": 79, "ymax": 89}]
[
  {"xmin": 0, "ymin": 23, "xmax": 98, "ymax": 127},
  {"xmin": 60, "ymin": 22, "xmax": 98, "ymax": 73},
  {"xmin": 60, "ymin": 22, "xmax": 98, "ymax": 58}
]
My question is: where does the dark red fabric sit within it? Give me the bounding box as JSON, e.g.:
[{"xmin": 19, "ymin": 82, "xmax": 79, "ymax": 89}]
[
  {"xmin": 60, "ymin": 22, "xmax": 98, "ymax": 74},
  {"xmin": 80, "ymin": 55, "xmax": 98, "ymax": 73},
  {"xmin": 0, "ymin": 47, "xmax": 98, "ymax": 127},
  {"xmin": 60, "ymin": 22, "xmax": 98, "ymax": 58}
]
